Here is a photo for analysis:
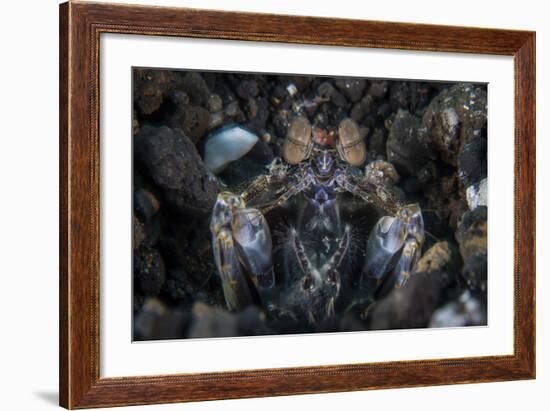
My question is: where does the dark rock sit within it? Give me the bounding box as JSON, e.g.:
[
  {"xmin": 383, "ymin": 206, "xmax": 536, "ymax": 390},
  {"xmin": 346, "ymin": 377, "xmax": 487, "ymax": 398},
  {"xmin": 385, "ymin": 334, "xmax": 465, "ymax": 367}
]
[
  {"xmin": 169, "ymin": 105, "xmax": 210, "ymax": 143},
  {"xmin": 219, "ymin": 156, "xmax": 268, "ymax": 187},
  {"xmin": 245, "ymin": 97, "xmax": 270, "ymax": 134},
  {"xmin": 447, "ymin": 197, "xmax": 470, "ymax": 232},
  {"xmin": 169, "ymin": 90, "xmax": 190, "ymax": 106},
  {"xmin": 213, "ymin": 81, "xmax": 237, "ymax": 105},
  {"xmin": 134, "ymin": 299, "xmax": 189, "ymax": 340},
  {"xmin": 206, "ymin": 94, "xmax": 223, "ymax": 113},
  {"xmin": 389, "ymin": 82, "xmax": 410, "ymax": 111},
  {"xmin": 368, "ymin": 241, "xmax": 457, "ymax": 330},
  {"xmin": 319, "ymin": 103, "xmax": 348, "ymax": 128},
  {"xmin": 351, "ymin": 94, "xmax": 375, "ymax": 123},
  {"xmin": 133, "ymin": 214, "xmax": 146, "ymax": 250},
  {"xmin": 408, "ymin": 82, "xmax": 432, "ymax": 114},
  {"xmin": 181, "ymin": 72, "xmax": 210, "ymax": 106},
  {"xmin": 429, "ymin": 290, "xmax": 487, "ymax": 327},
  {"xmin": 271, "ymin": 84, "xmax": 288, "ymax": 102},
  {"xmin": 207, "ymin": 111, "xmax": 225, "ymax": 130},
  {"xmin": 187, "ymin": 302, "xmax": 270, "ymax": 338},
  {"xmin": 162, "ymin": 268, "xmax": 192, "ymax": 304},
  {"xmin": 237, "ymin": 306, "xmax": 271, "ymax": 336},
  {"xmin": 317, "ymin": 81, "xmax": 349, "ymax": 108},
  {"xmin": 144, "ymin": 213, "xmax": 162, "ymax": 247},
  {"xmin": 458, "ymin": 136, "xmax": 487, "ymax": 187},
  {"xmin": 134, "ymin": 247, "xmax": 166, "ymax": 297},
  {"xmin": 363, "ymin": 150, "xmax": 385, "ymax": 166},
  {"xmin": 376, "ymin": 102, "xmax": 392, "ymax": 120},
  {"xmin": 247, "ymin": 97, "xmax": 258, "ymax": 119},
  {"xmin": 400, "ymin": 175, "xmax": 424, "ymax": 194},
  {"xmin": 361, "ymin": 114, "xmax": 376, "ymax": 129},
  {"xmin": 246, "ymin": 140, "xmax": 274, "ymax": 164},
  {"xmin": 416, "ymin": 161, "xmax": 438, "ymax": 184},
  {"xmin": 224, "ymin": 100, "xmax": 246, "ymax": 122},
  {"xmin": 133, "ymin": 69, "xmax": 183, "ymax": 116},
  {"xmin": 386, "ymin": 110, "xmax": 430, "ymax": 176},
  {"xmin": 187, "ymin": 303, "xmax": 236, "ymax": 338},
  {"xmin": 367, "ymin": 127, "xmax": 386, "ymax": 155},
  {"xmin": 367, "ymin": 80, "xmax": 388, "ymax": 98},
  {"xmin": 312, "ymin": 111, "xmax": 329, "ymax": 129},
  {"xmin": 132, "ymin": 110, "xmax": 140, "ymax": 136},
  {"xmin": 135, "ymin": 125, "xmax": 219, "ymax": 215},
  {"xmin": 423, "ymin": 172, "xmax": 465, "ymax": 228},
  {"xmin": 338, "ymin": 313, "xmax": 369, "ymax": 332},
  {"xmin": 201, "ymin": 72, "xmax": 217, "ymax": 90},
  {"xmin": 278, "ymin": 75, "xmax": 313, "ymax": 92},
  {"xmin": 334, "ymin": 77, "xmax": 367, "ymax": 102},
  {"xmin": 369, "ymin": 270, "xmax": 445, "ymax": 329},
  {"xmin": 180, "ymin": 232, "xmax": 219, "ymax": 289},
  {"xmin": 236, "ymin": 80, "xmax": 259, "ymax": 99},
  {"xmin": 415, "ymin": 241, "xmax": 459, "ymax": 280},
  {"xmin": 161, "ymin": 266, "xmax": 224, "ymax": 307},
  {"xmin": 272, "ymin": 109, "xmax": 293, "ymax": 138},
  {"xmin": 134, "ymin": 188, "xmax": 160, "ymax": 222},
  {"xmin": 455, "ymin": 207, "xmax": 487, "ymax": 291},
  {"xmin": 419, "ymin": 83, "xmax": 487, "ymax": 166},
  {"xmin": 425, "ymin": 107, "xmax": 460, "ymax": 163}
]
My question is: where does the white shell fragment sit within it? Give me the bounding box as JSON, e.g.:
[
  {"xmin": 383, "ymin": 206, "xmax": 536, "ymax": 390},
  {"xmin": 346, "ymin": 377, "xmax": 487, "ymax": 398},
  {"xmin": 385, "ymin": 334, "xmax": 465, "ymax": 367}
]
[
  {"xmin": 466, "ymin": 178, "xmax": 488, "ymax": 210},
  {"xmin": 203, "ymin": 125, "xmax": 259, "ymax": 173}
]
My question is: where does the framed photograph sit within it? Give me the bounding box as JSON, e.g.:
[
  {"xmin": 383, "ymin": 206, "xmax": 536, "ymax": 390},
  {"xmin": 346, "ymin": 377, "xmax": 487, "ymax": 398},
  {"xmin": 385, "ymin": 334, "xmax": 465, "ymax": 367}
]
[{"xmin": 59, "ymin": 1, "xmax": 535, "ymax": 408}]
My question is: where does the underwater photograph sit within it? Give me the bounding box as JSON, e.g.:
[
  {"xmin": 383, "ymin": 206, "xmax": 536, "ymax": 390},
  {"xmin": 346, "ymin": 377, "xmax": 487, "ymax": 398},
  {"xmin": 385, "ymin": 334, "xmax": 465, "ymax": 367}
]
[{"xmin": 132, "ymin": 69, "xmax": 488, "ymax": 341}]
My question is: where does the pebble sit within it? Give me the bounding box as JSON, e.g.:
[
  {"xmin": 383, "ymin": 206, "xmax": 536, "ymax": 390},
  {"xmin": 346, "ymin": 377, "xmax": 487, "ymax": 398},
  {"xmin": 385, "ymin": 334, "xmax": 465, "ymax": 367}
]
[
  {"xmin": 334, "ymin": 77, "xmax": 366, "ymax": 102},
  {"xmin": 236, "ymin": 80, "xmax": 259, "ymax": 99},
  {"xmin": 364, "ymin": 160, "xmax": 399, "ymax": 186},
  {"xmin": 318, "ymin": 81, "xmax": 349, "ymax": 108},
  {"xmin": 367, "ymin": 80, "xmax": 388, "ymax": 98},
  {"xmin": 134, "ymin": 298, "xmax": 189, "ymax": 340},
  {"xmin": 203, "ymin": 125, "xmax": 259, "ymax": 173},
  {"xmin": 207, "ymin": 111, "xmax": 225, "ymax": 130},
  {"xmin": 458, "ymin": 136, "xmax": 487, "ymax": 187},
  {"xmin": 169, "ymin": 105, "xmax": 210, "ymax": 143},
  {"xmin": 351, "ymin": 94, "xmax": 375, "ymax": 123},
  {"xmin": 456, "ymin": 207, "xmax": 487, "ymax": 291},
  {"xmin": 134, "ymin": 188, "xmax": 160, "ymax": 222},
  {"xmin": 134, "ymin": 247, "xmax": 166, "ymax": 297},
  {"xmin": 135, "ymin": 125, "xmax": 219, "ymax": 215},
  {"xmin": 224, "ymin": 100, "xmax": 246, "ymax": 122},
  {"xmin": 133, "ymin": 69, "xmax": 173, "ymax": 115},
  {"xmin": 181, "ymin": 72, "xmax": 210, "ymax": 106},
  {"xmin": 420, "ymin": 83, "xmax": 487, "ymax": 166},
  {"xmin": 368, "ymin": 241, "xmax": 457, "ymax": 330},
  {"xmin": 429, "ymin": 290, "xmax": 486, "ymax": 327},
  {"xmin": 386, "ymin": 109, "xmax": 430, "ymax": 175},
  {"xmin": 206, "ymin": 94, "xmax": 223, "ymax": 113},
  {"xmin": 187, "ymin": 302, "xmax": 269, "ymax": 338}
]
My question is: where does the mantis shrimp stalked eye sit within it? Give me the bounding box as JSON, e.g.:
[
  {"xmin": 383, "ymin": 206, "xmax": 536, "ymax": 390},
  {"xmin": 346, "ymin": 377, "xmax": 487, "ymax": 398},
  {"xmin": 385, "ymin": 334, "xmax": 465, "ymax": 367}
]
[
  {"xmin": 336, "ymin": 117, "xmax": 367, "ymax": 166},
  {"xmin": 282, "ymin": 116, "xmax": 313, "ymax": 164}
]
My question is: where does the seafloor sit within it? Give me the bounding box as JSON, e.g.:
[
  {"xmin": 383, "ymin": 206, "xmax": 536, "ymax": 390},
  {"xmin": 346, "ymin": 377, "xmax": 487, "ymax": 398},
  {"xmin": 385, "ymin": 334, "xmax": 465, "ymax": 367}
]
[{"xmin": 132, "ymin": 69, "xmax": 488, "ymax": 340}]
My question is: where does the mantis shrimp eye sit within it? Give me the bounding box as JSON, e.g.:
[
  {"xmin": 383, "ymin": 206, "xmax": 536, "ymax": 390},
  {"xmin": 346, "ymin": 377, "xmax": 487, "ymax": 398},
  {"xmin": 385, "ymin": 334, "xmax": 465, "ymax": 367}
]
[
  {"xmin": 336, "ymin": 118, "xmax": 366, "ymax": 166},
  {"xmin": 282, "ymin": 116, "xmax": 313, "ymax": 164}
]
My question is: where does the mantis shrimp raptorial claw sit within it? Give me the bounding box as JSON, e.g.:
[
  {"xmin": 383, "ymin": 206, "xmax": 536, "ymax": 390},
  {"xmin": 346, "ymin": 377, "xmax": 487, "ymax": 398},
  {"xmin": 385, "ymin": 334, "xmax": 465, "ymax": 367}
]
[
  {"xmin": 210, "ymin": 192, "xmax": 274, "ymax": 311},
  {"xmin": 363, "ymin": 204, "xmax": 424, "ymax": 289}
]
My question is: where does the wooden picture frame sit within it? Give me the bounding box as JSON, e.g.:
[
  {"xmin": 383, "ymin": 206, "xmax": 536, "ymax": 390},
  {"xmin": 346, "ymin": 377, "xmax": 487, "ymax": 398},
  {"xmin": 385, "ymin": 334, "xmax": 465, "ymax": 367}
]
[{"xmin": 59, "ymin": 1, "xmax": 535, "ymax": 408}]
